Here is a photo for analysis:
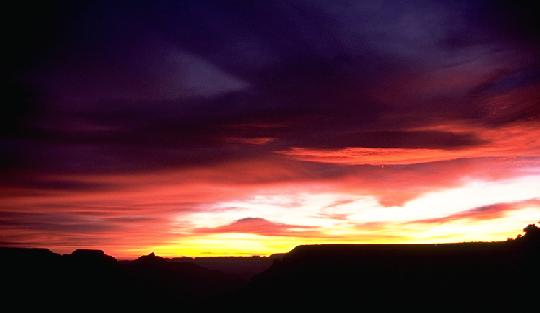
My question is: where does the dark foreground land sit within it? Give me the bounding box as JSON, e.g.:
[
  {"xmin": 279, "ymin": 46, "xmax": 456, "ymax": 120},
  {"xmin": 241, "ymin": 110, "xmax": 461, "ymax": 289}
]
[{"xmin": 2, "ymin": 226, "xmax": 539, "ymax": 309}]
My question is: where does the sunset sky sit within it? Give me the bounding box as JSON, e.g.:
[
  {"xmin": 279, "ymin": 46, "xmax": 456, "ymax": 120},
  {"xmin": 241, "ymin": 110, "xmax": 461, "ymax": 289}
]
[{"xmin": 3, "ymin": 0, "xmax": 540, "ymax": 257}]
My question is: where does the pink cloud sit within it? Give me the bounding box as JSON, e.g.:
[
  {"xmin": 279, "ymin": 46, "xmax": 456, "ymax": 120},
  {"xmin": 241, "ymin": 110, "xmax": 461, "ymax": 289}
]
[{"xmin": 194, "ymin": 217, "xmax": 318, "ymax": 237}]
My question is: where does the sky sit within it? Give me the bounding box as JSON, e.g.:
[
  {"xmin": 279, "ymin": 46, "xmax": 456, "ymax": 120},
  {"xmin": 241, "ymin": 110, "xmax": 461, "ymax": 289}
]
[{"xmin": 2, "ymin": 0, "xmax": 540, "ymax": 257}]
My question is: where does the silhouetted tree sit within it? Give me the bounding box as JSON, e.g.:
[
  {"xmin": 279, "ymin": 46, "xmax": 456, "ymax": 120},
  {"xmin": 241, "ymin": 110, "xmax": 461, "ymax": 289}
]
[
  {"xmin": 522, "ymin": 222, "xmax": 540, "ymax": 240},
  {"xmin": 512, "ymin": 222, "xmax": 540, "ymax": 245}
]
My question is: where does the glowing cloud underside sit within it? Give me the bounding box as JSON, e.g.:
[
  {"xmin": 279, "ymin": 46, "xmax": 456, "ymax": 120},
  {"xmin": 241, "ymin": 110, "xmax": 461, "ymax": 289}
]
[{"xmin": 144, "ymin": 176, "xmax": 540, "ymax": 256}]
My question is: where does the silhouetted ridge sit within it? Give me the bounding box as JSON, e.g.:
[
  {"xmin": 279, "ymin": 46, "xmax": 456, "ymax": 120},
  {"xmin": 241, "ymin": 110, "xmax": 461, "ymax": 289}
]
[
  {"xmin": 66, "ymin": 249, "xmax": 117, "ymax": 264},
  {"xmin": 2, "ymin": 223, "xmax": 539, "ymax": 309},
  {"xmin": 0, "ymin": 247, "xmax": 57, "ymax": 260},
  {"xmin": 135, "ymin": 251, "xmax": 167, "ymax": 264},
  {"xmin": 70, "ymin": 248, "xmax": 107, "ymax": 257},
  {"xmin": 1, "ymin": 248, "xmax": 239, "ymax": 308},
  {"xmin": 244, "ymin": 239, "xmax": 540, "ymax": 309}
]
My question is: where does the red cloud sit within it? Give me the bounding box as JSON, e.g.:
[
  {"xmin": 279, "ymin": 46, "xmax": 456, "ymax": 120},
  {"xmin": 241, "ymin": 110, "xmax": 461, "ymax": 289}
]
[{"xmin": 194, "ymin": 218, "xmax": 317, "ymax": 237}]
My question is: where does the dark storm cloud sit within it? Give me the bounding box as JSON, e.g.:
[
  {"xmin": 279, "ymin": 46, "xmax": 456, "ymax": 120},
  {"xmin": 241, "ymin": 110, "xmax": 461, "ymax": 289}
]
[
  {"xmin": 264, "ymin": 130, "xmax": 485, "ymax": 150},
  {"xmin": 3, "ymin": 0, "xmax": 540, "ymax": 182}
]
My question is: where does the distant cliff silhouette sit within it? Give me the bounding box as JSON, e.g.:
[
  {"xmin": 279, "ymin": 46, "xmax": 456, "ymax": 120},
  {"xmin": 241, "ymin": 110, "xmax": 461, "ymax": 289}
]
[{"xmin": 2, "ymin": 222, "xmax": 539, "ymax": 309}]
